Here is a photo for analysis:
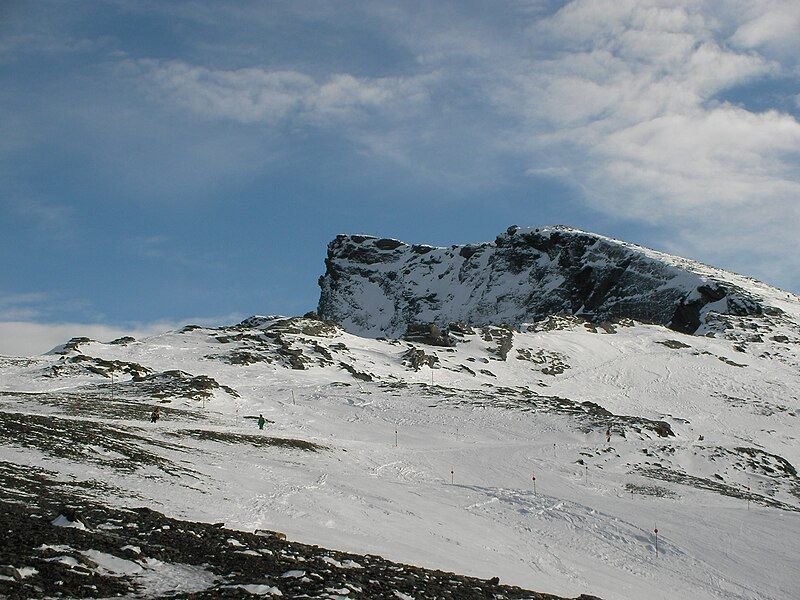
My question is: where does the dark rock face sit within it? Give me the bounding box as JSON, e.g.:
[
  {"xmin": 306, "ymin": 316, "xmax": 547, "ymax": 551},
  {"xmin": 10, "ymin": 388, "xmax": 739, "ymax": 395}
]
[
  {"xmin": 404, "ymin": 323, "xmax": 454, "ymax": 347},
  {"xmin": 318, "ymin": 226, "xmax": 769, "ymax": 337},
  {"xmin": 131, "ymin": 370, "xmax": 240, "ymax": 400},
  {"xmin": 44, "ymin": 355, "xmax": 152, "ymax": 380},
  {"xmin": 338, "ymin": 362, "xmax": 373, "ymax": 381},
  {"xmin": 50, "ymin": 337, "xmax": 95, "ymax": 355},
  {"xmin": 402, "ymin": 347, "xmax": 439, "ymax": 371},
  {"xmin": 670, "ymin": 284, "xmax": 728, "ymax": 334}
]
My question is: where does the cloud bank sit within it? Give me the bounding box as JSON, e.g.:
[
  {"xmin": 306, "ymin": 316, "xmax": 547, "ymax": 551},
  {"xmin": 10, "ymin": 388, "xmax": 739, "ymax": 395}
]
[
  {"xmin": 0, "ymin": 315, "xmax": 243, "ymax": 357},
  {"xmin": 118, "ymin": 1, "xmax": 799, "ymax": 282}
]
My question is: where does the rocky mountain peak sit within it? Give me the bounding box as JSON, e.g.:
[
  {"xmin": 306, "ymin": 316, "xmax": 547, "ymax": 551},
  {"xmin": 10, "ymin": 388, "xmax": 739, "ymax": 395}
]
[{"xmin": 318, "ymin": 226, "xmax": 793, "ymax": 338}]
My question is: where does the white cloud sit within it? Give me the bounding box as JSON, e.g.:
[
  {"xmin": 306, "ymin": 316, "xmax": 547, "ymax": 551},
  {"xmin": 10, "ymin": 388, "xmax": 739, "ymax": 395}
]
[
  {"xmin": 0, "ymin": 33, "xmax": 108, "ymax": 59},
  {"xmin": 0, "ymin": 314, "xmax": 244, "ymax": 357},
  {"xmin": 0, "ymin": 291, "xmax": 50, "ymax": 321},
  {"xmin": 3, "ymin": 197, "xmax": 77, "ymax": 239},
  {"xmin": 0, "ymin": 321, "xmax": 164, "ymax": 356},
  {"xmin": 133, "ymin": 59, "xmax": 429, "ymax": 126},
  {"xmin": 4, "ymin": 0, "xmax": 798, "ymax": 292},
  {"xmin": 472, "ymin": 0, "xmax": 800, "ymax": 285},
  {"xmin": 728, "ymin": 0, "xmax": 800, "ymax": 61},
  {"xmin": 120, "ymin": 2, "xmax": 799, "ymax": 287}
]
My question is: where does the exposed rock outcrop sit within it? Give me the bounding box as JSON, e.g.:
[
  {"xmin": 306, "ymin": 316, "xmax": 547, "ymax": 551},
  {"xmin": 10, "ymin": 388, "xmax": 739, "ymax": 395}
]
[{"xmin": 318, "ymin": 226, "xmax": 777, "ymax": 337}]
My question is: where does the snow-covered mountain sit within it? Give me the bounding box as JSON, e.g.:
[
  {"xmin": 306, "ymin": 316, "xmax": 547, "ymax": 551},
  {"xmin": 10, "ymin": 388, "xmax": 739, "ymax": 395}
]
[
  {"xmin": 2, "ymin": 227, "xmax": 799, "ymax": 599},
  {"xmin": 318, "ymin": 225, "xmax": 799, "ymax": 340}
]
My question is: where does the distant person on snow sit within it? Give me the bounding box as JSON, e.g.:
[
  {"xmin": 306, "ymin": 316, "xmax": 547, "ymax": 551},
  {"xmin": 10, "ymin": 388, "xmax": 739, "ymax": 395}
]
[
  {"xmin": 258, "ymin": 414, "xmax": 266, "ymax": 430},
  {"xmin": 150, "ymin": 407, "xmax": 160, "ymax": 423},
  {"xmin": 605, "ymin": 427, "xmax": 611, "ymax": 444}
]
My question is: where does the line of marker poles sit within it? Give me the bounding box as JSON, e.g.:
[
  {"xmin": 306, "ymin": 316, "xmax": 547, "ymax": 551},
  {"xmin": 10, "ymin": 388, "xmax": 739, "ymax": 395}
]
[
  {"xmin": 153, "ymin": 338, "xmax": 760, "ymax": 562},
  {"xmin": 175, "ymin": 341, "xmax": 750, "ymax": 564},
  {"xmin": 391, "ymin": 429, "xmax": 454, "ymax": 485},
  {"xmin": 383, "ymin": 431, "xmax": 742, "ymax": 561}
]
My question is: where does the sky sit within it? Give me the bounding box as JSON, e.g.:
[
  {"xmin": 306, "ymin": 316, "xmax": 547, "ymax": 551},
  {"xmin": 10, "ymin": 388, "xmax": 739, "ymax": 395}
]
[{"xmin": 1, "ymin": 0, "xmax": 799, "ymax": 355}]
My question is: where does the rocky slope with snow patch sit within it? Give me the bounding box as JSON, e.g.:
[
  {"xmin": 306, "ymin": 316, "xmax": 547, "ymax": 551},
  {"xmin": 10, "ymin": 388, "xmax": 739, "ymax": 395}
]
[
  {"xmin": 3, "ymin": 464, "xmax": 592, "ymax": 600},
  {"xmin": 318, "ymin": 226, "xmax": 800, "ymax": 341}
]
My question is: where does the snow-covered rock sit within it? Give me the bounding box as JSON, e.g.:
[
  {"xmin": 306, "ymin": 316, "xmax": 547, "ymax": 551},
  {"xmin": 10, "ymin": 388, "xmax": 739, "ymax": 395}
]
[
  {"xmin": 51, "ymin": 514, "xmax": 87, "ymax": 530},
  {"xmin": 318, "ymin": 225, "xmax": 797, "ymax": 338}
]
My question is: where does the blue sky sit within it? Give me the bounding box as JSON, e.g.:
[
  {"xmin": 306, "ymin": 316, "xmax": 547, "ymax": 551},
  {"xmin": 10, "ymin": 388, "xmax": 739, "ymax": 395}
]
[{"xmin": 2, "ymin": 0, "xmax": 799, "ymax": 354}]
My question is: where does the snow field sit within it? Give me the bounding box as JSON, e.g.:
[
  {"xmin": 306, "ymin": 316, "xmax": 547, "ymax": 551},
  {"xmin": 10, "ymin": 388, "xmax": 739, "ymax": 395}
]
[{"xmin": 1, "ymin": 318, "xmax": 798, "ymax": 599}]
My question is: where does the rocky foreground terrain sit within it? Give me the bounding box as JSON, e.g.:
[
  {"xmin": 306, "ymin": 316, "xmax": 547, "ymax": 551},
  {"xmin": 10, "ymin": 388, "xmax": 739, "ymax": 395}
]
[{"xmin": 1, "ymin": 460, "xmax": 596, "ymax": 599}]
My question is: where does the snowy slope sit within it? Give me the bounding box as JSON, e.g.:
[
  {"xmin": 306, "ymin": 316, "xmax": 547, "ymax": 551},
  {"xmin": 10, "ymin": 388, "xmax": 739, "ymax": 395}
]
[
  {"xmin": 2, "ymin": 310, "xmax": 798, "ymax": 599},
  {"xmin": 318, "ymin": 226, "xmax": 800, "ymax": 341}
]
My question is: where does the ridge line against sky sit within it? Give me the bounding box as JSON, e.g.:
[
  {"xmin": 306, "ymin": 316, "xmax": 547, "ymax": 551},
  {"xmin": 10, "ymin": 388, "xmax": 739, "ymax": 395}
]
[{"xmin": 1, "ymin": 0, "xmax": 799, "ymax": 355}]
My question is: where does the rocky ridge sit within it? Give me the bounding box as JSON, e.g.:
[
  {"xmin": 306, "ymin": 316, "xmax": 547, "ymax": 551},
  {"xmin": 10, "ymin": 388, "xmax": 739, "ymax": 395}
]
[{"xmin": 318, "ymin": 226, "xmax": 799, "ymax": 341}]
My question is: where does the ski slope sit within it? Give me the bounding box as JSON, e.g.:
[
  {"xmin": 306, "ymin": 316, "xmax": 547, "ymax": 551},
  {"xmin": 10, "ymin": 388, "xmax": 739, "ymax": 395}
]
[{"xmin": 1, "ymin": 315, "xmax": 799, "ymax": 599}]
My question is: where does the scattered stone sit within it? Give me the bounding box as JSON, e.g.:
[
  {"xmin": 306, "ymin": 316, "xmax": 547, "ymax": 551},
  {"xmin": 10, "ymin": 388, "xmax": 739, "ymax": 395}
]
[
  {"xmin": 338, "ymin": 362, "xmax": 373, "ymax": 382},
  {"xmin": 6, "ymin": 490, "xmax": 601, "ymax": 600},
  {"xmin": 481, "ymin": 326, "xmax": 514, "ymax": 360},
  {"xmin": 403, "ymin": 323, "xmax": 453, "ymax": 347},
  {"xmin": 402, "ymin": 347, "xmax": 439, "ymax": 371},
  {"xmin": 655, "ymin": 339, "xmax": 692, "ymax": 349}
]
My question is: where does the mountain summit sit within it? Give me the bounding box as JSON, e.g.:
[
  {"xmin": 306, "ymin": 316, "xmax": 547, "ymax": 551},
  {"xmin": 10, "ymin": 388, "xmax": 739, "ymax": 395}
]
[{"xmin": 318, "ymin": 225, "xmax": 796, "ymax": 338}]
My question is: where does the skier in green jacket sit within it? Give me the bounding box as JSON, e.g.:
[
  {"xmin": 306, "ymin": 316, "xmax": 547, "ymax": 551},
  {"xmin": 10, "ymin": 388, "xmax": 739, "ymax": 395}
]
[{"xmin": 258, "ymin": 414, "xmax": 266, "ymax": 430}]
